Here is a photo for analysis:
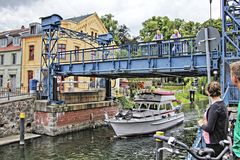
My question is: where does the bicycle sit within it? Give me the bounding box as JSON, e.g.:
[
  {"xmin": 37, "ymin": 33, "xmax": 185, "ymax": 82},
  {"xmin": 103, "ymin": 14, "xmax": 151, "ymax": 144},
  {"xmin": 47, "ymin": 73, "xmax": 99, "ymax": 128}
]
[{"xmin": 154, "ymin": 134, "xmax": 231, "ymax": 160}]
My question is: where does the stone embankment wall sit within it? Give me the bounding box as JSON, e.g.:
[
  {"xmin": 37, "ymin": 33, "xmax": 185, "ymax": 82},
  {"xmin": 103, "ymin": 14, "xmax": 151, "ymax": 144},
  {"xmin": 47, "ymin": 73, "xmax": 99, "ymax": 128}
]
[
  {"xmin": 0, "ymin": 90, "xmax": 119, "ymax": 137},
  {"xmin": 34, "ymin": 100, "xmax": 118, "ymax": 136},
  {"xmin": 0, "ymin": 97, "xmax": 35, "ymax": 137},
  {"xmin": 33, "ymin": 90, "xmax": 118, "ymax": 136}
]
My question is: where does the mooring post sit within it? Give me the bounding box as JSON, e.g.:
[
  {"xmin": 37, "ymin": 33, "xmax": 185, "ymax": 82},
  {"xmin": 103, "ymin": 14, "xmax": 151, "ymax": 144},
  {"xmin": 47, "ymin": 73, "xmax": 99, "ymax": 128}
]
[
  {"xmin": 155, "ymin": 131, "xmax": 164, "ymax": 160},
  {"xmin": 19, "ymin": 112, "xmax": 25, "ymax": 145}
]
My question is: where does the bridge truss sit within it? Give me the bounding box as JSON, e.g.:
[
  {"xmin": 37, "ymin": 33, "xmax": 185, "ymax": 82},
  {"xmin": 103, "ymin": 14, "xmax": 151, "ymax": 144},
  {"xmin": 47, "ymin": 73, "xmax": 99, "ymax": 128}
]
[{"xmin": 221, "ymin": 0, "xmax": 240, "ymax": 105}]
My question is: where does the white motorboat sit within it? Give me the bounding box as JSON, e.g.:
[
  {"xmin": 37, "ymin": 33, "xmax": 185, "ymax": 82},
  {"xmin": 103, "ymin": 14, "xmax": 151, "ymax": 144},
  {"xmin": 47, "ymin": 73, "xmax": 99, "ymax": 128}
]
[{"xmin": 106, "ymin": 91, "xmax": 184, "ymax": 137}]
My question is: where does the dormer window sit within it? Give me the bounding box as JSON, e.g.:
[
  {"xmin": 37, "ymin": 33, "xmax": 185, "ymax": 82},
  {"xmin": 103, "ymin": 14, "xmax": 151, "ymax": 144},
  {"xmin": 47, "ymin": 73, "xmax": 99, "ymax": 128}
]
[
  {"xmin": 13, "ymin": 36, "xmax": 20, "ymax": 46},
  {"xmin": 0, "ymin": 38, "xmax": 7, "ymax": 47},
  {"xmin": 30, "ymin": 25, "xmax": 36, "ymax": 34}
]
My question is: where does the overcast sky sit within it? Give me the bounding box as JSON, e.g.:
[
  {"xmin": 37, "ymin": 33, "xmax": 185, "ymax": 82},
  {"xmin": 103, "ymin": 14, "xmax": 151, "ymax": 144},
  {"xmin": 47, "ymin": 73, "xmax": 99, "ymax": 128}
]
[{"xmin": 0, "ymin": 0, "xmax": 220, "ymax": 36}]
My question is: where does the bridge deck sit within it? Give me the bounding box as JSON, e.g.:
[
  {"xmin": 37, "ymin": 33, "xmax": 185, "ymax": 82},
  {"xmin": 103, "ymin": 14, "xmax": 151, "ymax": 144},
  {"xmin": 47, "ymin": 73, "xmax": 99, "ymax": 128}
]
[{"xmin": 53, "ymin": 37, "xmax": 219, "ymax": 78}]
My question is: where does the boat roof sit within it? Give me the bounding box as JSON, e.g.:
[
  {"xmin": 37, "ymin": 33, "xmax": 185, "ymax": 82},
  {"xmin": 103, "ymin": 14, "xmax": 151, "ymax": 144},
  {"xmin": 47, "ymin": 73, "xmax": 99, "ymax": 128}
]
[{"xmin": 139, "ymin": 91, "xmax": 175, "ymax": 96}]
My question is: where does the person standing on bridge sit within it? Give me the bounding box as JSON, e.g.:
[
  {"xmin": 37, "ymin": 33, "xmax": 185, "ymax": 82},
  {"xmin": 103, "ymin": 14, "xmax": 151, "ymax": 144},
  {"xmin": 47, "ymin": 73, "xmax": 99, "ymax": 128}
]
[
  {"xmin": 230, "ymin": 61, "xmax": 240, "ymax": 160},
  {"xmin": 153, "ymin": 30, "xmax": 163, "ymax": 41},
  {"xmin": 153, "ymin": 30, "xmax": 163, "ymax": 57},
  {"xmin": 170, "ymin": 29, "xmax": 181, "ymax": 39},
  {"xmin": 170, "ymin": 29, "xmax": 181, "ymax": 55},
  {"xmin": 198, "ymin": 81, "xmax": 228, "ymax": 158}
]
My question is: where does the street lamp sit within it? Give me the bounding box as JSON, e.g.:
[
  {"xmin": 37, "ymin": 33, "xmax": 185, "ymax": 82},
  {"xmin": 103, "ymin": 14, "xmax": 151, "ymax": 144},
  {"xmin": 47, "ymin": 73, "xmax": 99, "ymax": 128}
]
[{"xmin": 209, "ymin": 0, "xmax": 213, "ymax": 25}]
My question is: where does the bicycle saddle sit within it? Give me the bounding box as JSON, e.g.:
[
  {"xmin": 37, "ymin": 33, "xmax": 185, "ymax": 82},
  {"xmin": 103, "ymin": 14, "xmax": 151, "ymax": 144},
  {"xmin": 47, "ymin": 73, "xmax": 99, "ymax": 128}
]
[{"xmin": 195, "ymin": 147, "xmax": 215, "ymax": 156}]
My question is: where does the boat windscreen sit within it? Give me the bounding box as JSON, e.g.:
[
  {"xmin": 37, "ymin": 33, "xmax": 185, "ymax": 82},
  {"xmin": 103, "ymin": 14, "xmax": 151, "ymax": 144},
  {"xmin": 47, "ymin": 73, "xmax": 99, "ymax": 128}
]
[
  {"xmin": 134, "ymin": 103, "xmax": 140, "ymax": 109},
  {"xmin": 140, "ymin": 103, "xmax": 148, "ymax": 109},
  {"xmin": 149, "ymin": 103, "xmax": 158, "ymax": 110},
  {"xmin": 166, "ymin": 103, "xmax": 172, "ymax": 110}
]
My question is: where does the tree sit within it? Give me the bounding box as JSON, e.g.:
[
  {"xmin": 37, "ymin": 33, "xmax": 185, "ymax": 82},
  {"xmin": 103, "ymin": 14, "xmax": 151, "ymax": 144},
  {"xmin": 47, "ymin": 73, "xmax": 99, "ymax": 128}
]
[
  {"xmin": 118, "ymin": 24, "xmax": 132, "ymax": 45},
  {"xmin": 201, "ymin": 18, "xmax": 222, "ymax": 33},
  {"xmin": 100, "ymin": 14, "xmax": 118, "ymax": 35},
  {"xmin": 101, "ymin": 14, "xmax": 132, "ymax": 45},
  {"xmin": 139, "ymin": 16, "xmax": 221, "ymax": 41}
]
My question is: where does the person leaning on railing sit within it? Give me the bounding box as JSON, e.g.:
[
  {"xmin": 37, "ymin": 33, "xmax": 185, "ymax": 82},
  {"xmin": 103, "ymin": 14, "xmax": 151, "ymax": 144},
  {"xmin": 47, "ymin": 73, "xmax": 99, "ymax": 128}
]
[
  {"xmin": 153, "ymin": 30, "xmax": 164, "ymax": 57},
  {"xmin": 198, "ymin": 81, "xmax": 228, "ymax": 158},
  {"xmin": 230, "ymin": 61, "xmax": 240, "ymax": 160},
  {"xmin": 170, "ymin": 29, "xmax": 181, "ymax": 55}
]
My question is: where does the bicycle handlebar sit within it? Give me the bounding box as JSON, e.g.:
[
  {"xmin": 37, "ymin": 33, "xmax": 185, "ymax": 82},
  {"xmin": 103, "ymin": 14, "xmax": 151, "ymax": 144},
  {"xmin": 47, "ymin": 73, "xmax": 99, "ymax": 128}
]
[{"xmin": 154, "ymin": 135, "xmax": 230, "ymax": 160}]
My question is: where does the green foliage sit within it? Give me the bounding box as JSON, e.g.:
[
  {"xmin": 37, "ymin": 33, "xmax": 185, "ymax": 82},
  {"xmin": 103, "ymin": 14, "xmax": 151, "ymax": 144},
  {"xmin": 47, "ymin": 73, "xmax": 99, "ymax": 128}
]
[
  {"xmin": 101, "ymin": 14, "xmax": 131, "ymax": 45},
  {"xmin": 162, "ymin": 77, "xmax": 208, "ymax": 104},
  {"xmin": 201, "ymin": 19, "xmax": 222, "ymax": 33},
  {"xmin": 117, "ymin": 96, "xmax": 134, "ymax": 109},
  {"xmin": 140, "ymin": 16, "xmax": 221, "ymax": 41},
  {"xmin": 140, "ymin": 16, "xmax": 199, "ymax": 41}
]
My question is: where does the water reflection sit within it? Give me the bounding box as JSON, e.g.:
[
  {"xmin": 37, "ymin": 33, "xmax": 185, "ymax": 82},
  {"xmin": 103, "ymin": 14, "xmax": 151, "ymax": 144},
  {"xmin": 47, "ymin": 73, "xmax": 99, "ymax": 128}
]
[{"xmin": 0, "ymin": 101, "xmax": 208, "ymax": 160}]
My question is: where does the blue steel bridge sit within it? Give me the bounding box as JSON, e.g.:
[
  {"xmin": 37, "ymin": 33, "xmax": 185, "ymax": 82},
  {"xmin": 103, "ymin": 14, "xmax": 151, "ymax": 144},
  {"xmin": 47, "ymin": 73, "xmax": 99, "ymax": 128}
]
[
  {"xmin": 40, "ymin": 3, "xmax": 240, "ymax": 106},
  {"xmin": 56, "ymin": 37, "xmax": 219, "ymax": 79}
]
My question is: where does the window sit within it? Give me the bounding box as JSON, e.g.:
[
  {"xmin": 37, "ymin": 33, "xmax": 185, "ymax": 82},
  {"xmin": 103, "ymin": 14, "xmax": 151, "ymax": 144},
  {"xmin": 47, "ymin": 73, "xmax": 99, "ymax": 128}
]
[
  {"xmin": 74, "ymin": 46, "xmax": 79, "ymax": 61},
  {"xmin": 0, "ymin": 38, "xmax": 7, "ymax": 47},
  {"xmin": 13, "ymin": 36, "xmax": 20, "ymax": 46},
  {"xmin": 149, "ymin": 103, "xmax": 158, "ymax": 110},
  {"xmin": 27, "ymin": 70, "xmax": 33, "ymax": 92},
  {"xmin": 74, "ymin": 76, "xmax": 78, "ymax": 87},
  {"xmin": 166, "ymin": 103, "xmax": 172, "ymax": 110},
  {"xmin": 0, "ymin": 75, "xmax": 3, "ymax": 87},
  {"xmin": 0, "ymin": 55, "xmax": 4, "ymax": 65},
  {"xmin": 140, "ymin": 103, "xmax": 148, "ymax": 109},
  {"xmin": 10, "ymin": 75, "xmax": 16, "ymax": 92},
  {"xmin": 12, "ymin": 53, "xmax": 16, "ymax": 64},
  {"xmin": 29, "ymin": 45, "xmax": 34, "ymax": 60},
  {"xmin": 58, "ymin": 44, "xmax": 66, "ymax": 59},
  {"xmin": 30, "ymin": 25, "xmax": 36, "ymax": 34}
]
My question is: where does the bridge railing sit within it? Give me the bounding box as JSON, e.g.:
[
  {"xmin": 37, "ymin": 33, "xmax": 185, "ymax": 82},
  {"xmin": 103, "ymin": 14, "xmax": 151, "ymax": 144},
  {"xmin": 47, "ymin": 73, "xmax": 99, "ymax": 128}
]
[
  {"xmin": 229, "ymin": 85, "xmax": 240, "ymax": 104},
  {"xmin": 57, "ymin": 36, "xmax": 199, "ymax": 64}
]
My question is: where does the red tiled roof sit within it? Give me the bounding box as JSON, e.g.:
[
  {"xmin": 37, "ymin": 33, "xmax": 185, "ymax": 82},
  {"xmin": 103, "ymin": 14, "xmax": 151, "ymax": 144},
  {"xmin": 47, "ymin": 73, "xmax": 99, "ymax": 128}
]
[{"xmin": 0, "ymin": 42, "xmax": 21, "ymax": 52}]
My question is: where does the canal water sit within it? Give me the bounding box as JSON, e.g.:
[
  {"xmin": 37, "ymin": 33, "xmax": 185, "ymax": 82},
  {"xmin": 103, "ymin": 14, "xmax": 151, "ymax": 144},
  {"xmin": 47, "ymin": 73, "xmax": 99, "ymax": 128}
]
[{"xmin": 0, "ymin": 101, "xmax": 207, "ymax": 160}]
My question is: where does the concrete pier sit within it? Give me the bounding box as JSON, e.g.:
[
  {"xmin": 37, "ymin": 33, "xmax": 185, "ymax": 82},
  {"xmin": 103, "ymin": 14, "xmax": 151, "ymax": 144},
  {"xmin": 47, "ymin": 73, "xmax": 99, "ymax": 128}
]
[
  {"xmin": 33, "ymin": 90, "xmax": 118, "ymax": 136},
  {"xmin": 0, "ymin": 133, "xmax": 41, "ymax": 146}
]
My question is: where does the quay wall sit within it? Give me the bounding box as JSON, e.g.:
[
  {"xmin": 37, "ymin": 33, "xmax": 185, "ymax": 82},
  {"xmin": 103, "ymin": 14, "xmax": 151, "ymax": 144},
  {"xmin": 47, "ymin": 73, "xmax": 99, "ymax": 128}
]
[
  {"xmin": 0, "ymin": 97, "xmax": 35, "ymax": 137},
  {"xmin": 34, "ymin": 100, "xmax": 118, "ymax": 136},
  {"xmin": 0, "ymin": 90, "xmax": 119, "ymax": 137}
]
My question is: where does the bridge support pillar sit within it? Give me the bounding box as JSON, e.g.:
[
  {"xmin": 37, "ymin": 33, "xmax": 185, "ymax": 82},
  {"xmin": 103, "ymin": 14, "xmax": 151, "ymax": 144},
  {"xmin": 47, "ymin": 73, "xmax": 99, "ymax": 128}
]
[
  {"xmin": 105, "ymin": 78, "xmax": 111, "ymax": 100},
  {"xmin": 53, "ymin": 77, "xmax": 58, "ymax": 101}
]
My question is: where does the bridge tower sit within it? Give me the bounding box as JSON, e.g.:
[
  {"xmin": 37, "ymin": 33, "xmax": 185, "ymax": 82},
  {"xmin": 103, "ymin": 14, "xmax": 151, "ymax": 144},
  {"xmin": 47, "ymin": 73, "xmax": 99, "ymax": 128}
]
[
  {"xmin": 221, "ymin": 0, "xmax": 240, "ymax": 105},
  {"xmin": 40, "ymin": 14, "xmax": 113, "ymax": 102},
  {"xmin": 41, "ymin": 14, "xmax": 63, "ymax": 101}
]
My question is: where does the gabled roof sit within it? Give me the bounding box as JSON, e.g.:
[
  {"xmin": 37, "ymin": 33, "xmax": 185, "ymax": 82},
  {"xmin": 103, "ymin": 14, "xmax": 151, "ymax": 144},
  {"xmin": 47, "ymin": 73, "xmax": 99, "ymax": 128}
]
[
  {"xmin": 0, "ymin": 28, "xmax": 29, "ymax": 37},
  {"xmin": 65, "ymin": 13, "xmax": 94, "ymax": 23}
]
